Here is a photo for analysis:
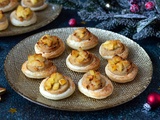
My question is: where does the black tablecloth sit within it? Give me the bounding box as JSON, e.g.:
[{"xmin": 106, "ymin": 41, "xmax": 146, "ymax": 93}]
[{"xmin": 0, "ymin": 8, "xmax": 160, "ymax": 120}]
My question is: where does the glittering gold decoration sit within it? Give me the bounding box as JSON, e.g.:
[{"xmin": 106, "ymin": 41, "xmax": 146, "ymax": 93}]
[
  {"xmin": 9, "ymin": 108, "xmax": 17, "ymax": 114},
  {"xmin": 0, "ymin": 87, "xmax": 6, "ymax": 96},
  {"xmin": 81, "ymin": 21, "xmax": 86, "ymax": 24}
]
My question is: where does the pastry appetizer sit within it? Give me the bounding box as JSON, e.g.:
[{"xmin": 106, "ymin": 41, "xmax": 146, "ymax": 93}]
[
  {"xmin": 66, "ymin": 48, "xmax": 100, "ymax": 73},
  {"xmin": 34, "ymin": 34, "xmax": 65, "ymax": 59},
  {"xmin": 21, "ymin": 0, "xmax": 47, "ymax": 11},
  {"xmin": 99, "ymin": 40, "xmax": 129, "ymax": 60},
  {"xmin": 105, "ymin": 56, "xmax": 138, "ymax": 83},
  {"xmin": 10, "ymin": 5, "xmax": 37, "ymax": 27},
  {"xmin": 0, "ymin": 0, "xmax": 18, "ymax": 12},
  {"xmin": 78, "ymin": 70, "xmax": 114, "ymax": 99},
  {"xmin": 21, "ymin": 54, "xmax": 57, "ymax": 79},
  {"xmin": 66, "ymin": 28, "xmax": 98, "ymax": 50},
  {"xmin": 39, "ymin": 72, "xmax": 75, "ymax": 100},
  {"xmin": 0, "ymin": 10, "xmax": 8, "ymax": 31}
]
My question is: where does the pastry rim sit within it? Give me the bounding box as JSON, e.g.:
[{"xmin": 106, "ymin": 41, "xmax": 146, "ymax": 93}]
[
  {"xmin": 21, "ymin": 61, "xmax": 57, "ymax": 79},
  {"xmin": 78, "ymin": 74, "xmax": 114, "ymax": 99},
  {"xmin": 66, "ymin": 53, "xmax": 100, "ymax": 73},
  {"xmin": 105, "ymin": 63, "xmax": 138, "ymax": 83},
  {"xmin": 39, "ymin": 76, "xmax": 75, "ymax": 100},
  {"xmin": 34, "ymin": 38, "xmax": 65, "ymax": 59}
]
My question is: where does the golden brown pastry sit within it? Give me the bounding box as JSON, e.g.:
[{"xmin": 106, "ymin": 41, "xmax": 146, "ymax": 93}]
[
  {"xmin": 66, "ymin": 28, "xmax": 98, "ymax": 50},
  {"xmin": 10, "ymin": 5, "xmax": 37, "ymax": 27},
  {"xmin": 39, "ymin": 72, "xmax": 75, "ymax": 100},
  {"xmin": 0, "ymin": 10, "xmax": 8, "ymax": 31},
  {"xmin": 105, "ymin": 56, "xmax": 138, "ymax": 83},
  {"xmin": 78, "ymin": 70, "xmax": 114, "ymax": 99},
  {"xmin": 0, "ymin": 0, "xmax": 18, "ymax": 12},
  {"xmin": 66, "ymin": 48, "xmax": 100, "ymax": 73},
  {"xmin": 21, "ymin": 0, "xmax": 47, "ymax": 11},
  {"xmin": 21, "ymin": 54, "xmax": 57, "ymax": 79},
  {"xmin": 99, "ymin": 40, "xmax": 129, "ymax": 60},
  {"xmin": 34, "ymin": 34, "xmax": 65, "ymax": 59}
]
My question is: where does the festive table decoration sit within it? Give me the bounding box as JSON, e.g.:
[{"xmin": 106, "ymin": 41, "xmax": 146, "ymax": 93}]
[
  {"xmin": 69, "ymin": 18, "xmax": 77, "ymax": 26},
  {"xmin": 143, "ymin": 92, "xmax": 160, "ymax": 111},
  {"xmin": 0, "ymin": 87, "xmax": 6, "ymax": 101},
  {"xmin": 49, "ymin": 0, "xmax": 160, "ymax": 40},
  {"xmin": 8, "ymin": 108, "xmax": 17, "ymax": 114}
]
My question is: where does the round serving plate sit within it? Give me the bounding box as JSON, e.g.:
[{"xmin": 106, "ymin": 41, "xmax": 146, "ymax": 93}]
[
  {"xmin": 4, "ymin": 27, "xmax": 153, "ymax": 111},
  {"xmin": 0, "ymin": 3, "xmax": 62, "ymax": 37}
]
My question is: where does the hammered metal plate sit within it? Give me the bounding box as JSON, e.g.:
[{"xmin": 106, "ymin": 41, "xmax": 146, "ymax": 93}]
[
  {"xmin": 0, "ymin": 4, "xmax": 62, "ymax": 37},
  {"xmin": 4, "ymin": 28, "xmax": 153, "ymax": 111}
]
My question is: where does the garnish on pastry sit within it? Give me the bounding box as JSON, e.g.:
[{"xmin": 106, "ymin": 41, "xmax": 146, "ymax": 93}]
[
  {"xmin": 78, "ymin": 70, "xmax": 114, "ymax": 99},
  {"xmin": 0, "ymin": 10, "xmax": 8, "ymax": 31},
  {"xmin": 66, "ymin": 48, "xmax": 100, "ymax": 73},
  {"xmin": 34, "ymin": 34, "xmax": 65, "ymax": 59},
  {"xmin": 0, "ymin": 0, "xmax": 18, "ymax": 12},
  {"xmin": 10, "ymin": 5, "xmax": 37, "ymax": 26},
  {"xmin": 105, "ymin": 56, "xmax": 138, "ymax": 83},
  {"xmin": 39, "ymin": 72, "xmax": 75, "ymax": 100},
  {"xmin": 66, "ymin": 28, "xmax": 98, "ymax": 50},
  {"xmin": 99, "ymin": 40, "xmax": 129, "ymax": 60},
  {"xmin": 21, "ymin": 53, "xmax": 57, "ymax": 79},
  {"xmin": 21, "ymin": 0, "xmax": 47, "ymax": 11}
]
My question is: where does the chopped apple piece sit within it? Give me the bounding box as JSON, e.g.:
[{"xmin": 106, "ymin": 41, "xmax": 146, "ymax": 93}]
[
  {"xmin": 89, "ymin": 70, "xmax": 95, "ymax": 76},
  {"xmin": 71, "ymin": 50, "xmax": 79, "ymax": 57},
  {"xmin": 52, "ymin": 83, "xmax": 60, "ymax": 90},
  {"xmin": 54, "ymin": 73, "xmax": 63, "ymax": 82},
  {"xmin": 47, "ymin": 77, "xmax": 55, "ymax": 84},
  {"xmin": 76, "ymin": 56, "xmax": 84, "ymax": 63},
  {"xmin": 44, "ymin": 81, "xmax": 52, "ymax": 90},
  {"xmin": 116, "ymin": 62, "xmax": 123, "ymax": 72},
  {"xmin": 59, "ymin": 79, "xmax": 67, "ymax": 85}
]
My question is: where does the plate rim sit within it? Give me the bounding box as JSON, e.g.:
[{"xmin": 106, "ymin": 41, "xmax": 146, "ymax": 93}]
[
  {"xmin": 0, "ymin": 3, "xmax": 62, "ymax": 37},
  {"xmin": 4, "ymin": 27, "xmax": 153, "ymax": 111}
]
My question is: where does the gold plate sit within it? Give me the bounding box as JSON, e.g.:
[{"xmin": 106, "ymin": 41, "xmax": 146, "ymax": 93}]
[
  {"xmin": 0, "ymin": 4, "xmax": 62, "ymax": 37},
  {"xmin": 4, "ymin": 28, "xmax": 153, "ymax": 111}
]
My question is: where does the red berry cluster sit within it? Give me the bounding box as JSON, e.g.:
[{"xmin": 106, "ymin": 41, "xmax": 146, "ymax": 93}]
[{"xmin": 129, "ymin": 0, "xmax": 155, "ymax": 13}]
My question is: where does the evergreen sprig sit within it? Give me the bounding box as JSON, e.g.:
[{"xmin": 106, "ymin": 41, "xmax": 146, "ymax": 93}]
[{"xmin": 49, "ymin": 0, "xmax": 160, "ymax": 40}]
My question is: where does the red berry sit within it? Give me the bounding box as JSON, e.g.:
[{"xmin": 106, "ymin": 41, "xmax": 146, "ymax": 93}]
[
  {"xmin": 145, "ymin": 1, "xmax": 155, "ymax": 10},
  {"xmin": 130, "ymin": 4, "xmax": 139, "ymax": 13},
  {"xmin": 69, "ymin": 18, "xmax": 77, "ymax": 27}
]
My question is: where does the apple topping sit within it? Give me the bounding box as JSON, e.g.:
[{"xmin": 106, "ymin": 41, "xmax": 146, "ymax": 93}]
[
  {"xmin": 70, "ymin": 48, "xmax": 90, "ymax": 64},
  {"xmin": 16, "ymin": 5, "xmax": 33, "ymax": 21},
  {"xmin": 44, "ymin": 72, "xmax": 67, "ymax": 91},
  {"xmin": 39, "ymin": 34, "xmax": 58, "ymax": 47},
  {"xmin": 27, "ymin": 54, "xmax": 48, "ymax": 71},
  {"xmin": 73, "ymin": 28, "xmax": 90, "ymax": 41},
  {"xmin": 108, "ymin": 56, "xmax": 132, "ymax": 73},
  {"xmin": 102, "ymin": 40, "xmax": 123, "ymax": 50},
  {"xmin": 82, "ymin": 70, "xmax": 103, "ymax": 90}
]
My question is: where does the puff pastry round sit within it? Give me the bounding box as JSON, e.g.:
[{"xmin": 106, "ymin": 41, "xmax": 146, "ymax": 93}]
[
  {"xmin": 35, "ymin": 34, "xmax": 65, "ymax": 59},
  {"xmin": 99, "ymin": 40, "xmax": 129, "ymax": 60},
  {"xmin": 39, "ymin": 72, "xmax": 75, "ymax": 100},
  {"xmin": 66, "ymin": 28, "xmax": 98, "ymax": 50},
  {"xmin": 78, "ymin": 70, "xmax": 114, "ymax": 99},
  {"xmin": 0, "ymin": 0, "xmax": 18, "ymax": 12},
  {"xmin": 21, "ymin": 0, "xmax": 47, "ymax": 11},
  {"xmin": 21, "ymin": 54, "xmax": 57, "ymax": 79},
  {"xmin": 10, "ymin": 5, "xmax": 37, "ymax": 27},
  {"xmin": 105, "ymin": 56, "xmax": 138, "ymax": 83},
  {"xmin": 66, "ymin": 49, "xmax": 100, "ymax": 73},
  {"xmin": 0, "ymin": 10, "xmax": 8, "ymax": 31}
]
